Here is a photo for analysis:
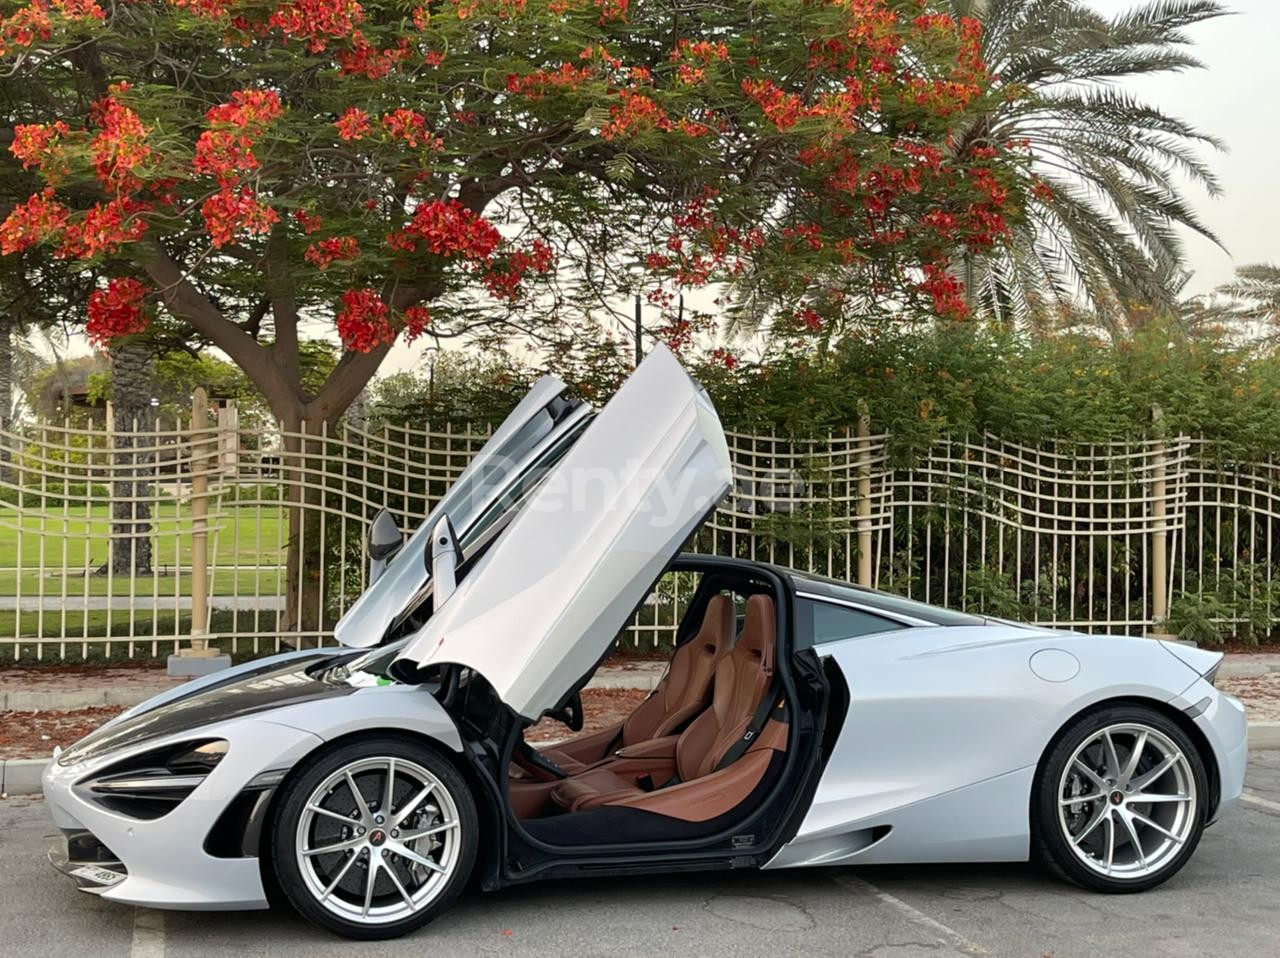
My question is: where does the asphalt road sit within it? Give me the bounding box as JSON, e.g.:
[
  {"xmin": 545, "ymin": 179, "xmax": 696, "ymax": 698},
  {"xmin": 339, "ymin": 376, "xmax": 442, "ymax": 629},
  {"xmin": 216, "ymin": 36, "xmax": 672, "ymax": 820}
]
[{"xmin": 4, "ymin": 753, "xmax": 1280, "ymax": 958}]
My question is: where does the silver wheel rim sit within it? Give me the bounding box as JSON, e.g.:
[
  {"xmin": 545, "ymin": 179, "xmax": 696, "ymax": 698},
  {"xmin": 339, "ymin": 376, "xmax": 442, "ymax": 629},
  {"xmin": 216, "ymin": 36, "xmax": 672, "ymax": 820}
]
[
  {"xmin": 1057, "ymin": 722, "xmax": 1197, "ymax": 880},
  {"xmin": 295, "ymin": 757, "xmax": 462, "ymax": 925}
]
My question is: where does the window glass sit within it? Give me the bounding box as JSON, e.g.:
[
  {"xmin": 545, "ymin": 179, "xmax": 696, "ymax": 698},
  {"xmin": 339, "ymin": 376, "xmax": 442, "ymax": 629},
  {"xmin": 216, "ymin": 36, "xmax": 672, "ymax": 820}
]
[{"xmin": 799, "ymin": 598, "xmax": 904, "ymax": 647}]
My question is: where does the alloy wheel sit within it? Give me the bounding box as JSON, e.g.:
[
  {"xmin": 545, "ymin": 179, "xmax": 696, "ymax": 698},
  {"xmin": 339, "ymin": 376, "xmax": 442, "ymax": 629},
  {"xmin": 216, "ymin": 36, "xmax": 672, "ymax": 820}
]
[
  {"xmin": 294, "ymin": 756, "xmax": 462, "ymax": 926},
  {"xmin": 1056, "ymin": 722, "xmax": 1198, "ymax": 880}
]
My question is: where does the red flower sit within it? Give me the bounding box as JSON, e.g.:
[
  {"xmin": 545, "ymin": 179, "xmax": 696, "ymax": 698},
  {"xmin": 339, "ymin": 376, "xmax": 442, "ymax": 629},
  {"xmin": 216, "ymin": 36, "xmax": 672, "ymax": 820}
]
[
  {"xmin": 382, "ymin": 109, "xmax": 436, "ymax": 149},
  {"xmin": 601, "ymin": 91, "xmax": 672, "ymax": 140},
  {"xmin": 741, "ymin": 78, "xmax": 808, "ymax": 131},
  {"xmin": 304, "ymin": 235, "xmax": 359, "ymax": 268},
  {"xmin": 194, "ymin": 90, "xmax": 283, "ymax": 186},
  {"xmin": 60, "ymin": 197, "xmax": 149, "ymax": 257},
  {"xmin": 506, "ymin": 63, "xmax": 593, "ymax": 99},
  {"xmin": 172, "ymin": 0, "xmax": 233, "ymax": 17},
  {"xmin": 90, "ymin": 91, "xmax": 153, "ymax": 193},
  {"xmin": 1, "ymin": 1, "xmax": 53, "ymax": 50},
  {"xmin": 0, "ymin": 188, "xmax": 69, "ymax": 254},
  {"xmin": 86, "ymin": 278, "xmax": 149, "ymax": 347},
  {"xmin": 269, "ymin": 0, "xmax": 364, "ymax": 52},
  {"xmin": 294, "ymin": 209, "xmax": 324, "ymax": 234},
  {"xmin": 482, "ymin": 239, "xmax": 555, "ymax": 302},
  {"xmin": 334, "ymin": 107, "xmax": 371, "ymax": 141},
  {"xmin": 918, "ymin": 262, "xmax": 968, "ymax": 319},
  {"xmin": 201, "ymin": 188, "xmax": 279, "ymax": 247},
  {"xmin": 206, "ymin": 89, "xmax": 283, "ymax": 131},
  {"xmin": 403, "ymin": 305, "xmax": 431, "ymax": 341},
  {"xmin": 594, "ymin": 0, "xmax": 628, "ymax": 23},
  {"xmin": 336, "ymin": 32, "xmax": 411, "ymax": 78},
  {"xmin": 10, "ymin": 121, "xmax": 70, "ymax": 174},
  {"xmin": 400, "ymin": 199, "xmax": 501, "ymax": 261},
  {"xmin": 710, "ymin": 347, "xmax": 738, "ymax": 369},
  {"xmin": 336, "ymin": 287, "xmax": 394, "ymax": 352}
]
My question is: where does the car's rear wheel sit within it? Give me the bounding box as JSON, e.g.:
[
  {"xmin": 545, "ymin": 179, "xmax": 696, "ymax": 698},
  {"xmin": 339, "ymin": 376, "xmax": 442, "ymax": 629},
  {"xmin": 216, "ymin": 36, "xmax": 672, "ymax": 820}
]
[
  {"xmin": 271, "ymin": 736, "xmax": 477, "ymax": 940},
  {"xmin": 1032, "ymin": 704, "xmax": 1208, "ymax": 893}
]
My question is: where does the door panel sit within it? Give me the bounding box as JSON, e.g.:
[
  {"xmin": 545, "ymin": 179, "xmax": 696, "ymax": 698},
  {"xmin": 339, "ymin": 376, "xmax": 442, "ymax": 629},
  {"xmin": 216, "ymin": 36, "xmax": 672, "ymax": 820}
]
[{"xmin": 396, "ymin": 346, "xmax": 732, "ymax": 719}]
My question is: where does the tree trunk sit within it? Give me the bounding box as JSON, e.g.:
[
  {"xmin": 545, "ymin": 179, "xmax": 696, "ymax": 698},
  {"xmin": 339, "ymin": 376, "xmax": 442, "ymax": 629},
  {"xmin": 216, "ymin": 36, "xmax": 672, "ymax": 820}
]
[
  {"xmin": 0, "ymin": 315, "xmax": 12, "ymax": 484},
  {"xmin": 108, "ymin": 339, "xmax": 156, "ymax": 576},
  {"xmin": 279, "ymin": 412, "xmax": 328, "ymax": 646}
]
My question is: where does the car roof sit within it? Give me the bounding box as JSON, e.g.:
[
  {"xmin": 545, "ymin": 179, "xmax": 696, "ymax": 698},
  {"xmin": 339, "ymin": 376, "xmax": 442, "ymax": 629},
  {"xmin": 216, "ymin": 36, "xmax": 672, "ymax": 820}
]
[
  {"xmin": 783, "ymin": 569, "xmax": 986, "ymax": 626},
  {"xmin": 673, "ymin": 554, "xmax": 986, "ymax": 627}
]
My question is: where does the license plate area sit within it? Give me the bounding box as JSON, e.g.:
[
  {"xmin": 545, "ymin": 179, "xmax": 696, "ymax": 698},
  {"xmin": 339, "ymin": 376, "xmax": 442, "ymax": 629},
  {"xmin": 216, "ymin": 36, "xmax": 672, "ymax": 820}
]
[{"xmin": 69, "ymin": 864, "xmax": 126, "ymax": 887}]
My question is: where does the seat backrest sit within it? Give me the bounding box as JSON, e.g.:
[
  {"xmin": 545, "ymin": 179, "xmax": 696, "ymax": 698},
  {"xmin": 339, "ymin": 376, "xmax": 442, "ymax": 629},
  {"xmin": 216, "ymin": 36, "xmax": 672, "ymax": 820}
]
[
  {"xmin": 621, "ymin": 594, "xmax": 734, "ymax": 746},
  {"xmin": 675, "ymin": 593, "xmax": 776, "ymax": 782}
]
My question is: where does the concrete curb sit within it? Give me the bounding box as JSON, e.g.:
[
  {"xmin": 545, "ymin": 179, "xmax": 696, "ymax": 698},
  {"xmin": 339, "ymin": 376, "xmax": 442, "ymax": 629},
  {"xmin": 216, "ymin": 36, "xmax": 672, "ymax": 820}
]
[
  {"xmin": 0, "ymin": 758, "xmax": 47, "ymax": 797},
  {"xmin": 5, "ymin": 723, "xmax": 1280, "ymax": 799},
  {"xmin": 0, "ymin": 688, "xmax": 165, "ymax": 712},
  {"xmin": 1250, "ymin": 721, "xmax": 1280, "ymax": 751}
]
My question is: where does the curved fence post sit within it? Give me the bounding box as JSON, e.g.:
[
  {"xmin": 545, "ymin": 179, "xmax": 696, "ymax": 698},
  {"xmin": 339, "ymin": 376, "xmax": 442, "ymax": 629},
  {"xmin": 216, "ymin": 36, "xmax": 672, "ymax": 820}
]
[
  {"xmin": 1150, "ymin": 404, "xmax": 1169, "ymax": 634},
  {"xmin": 168, "ymin": 387, "xmax": 229, "ymax": 676},
  {"xmin": 857, "ymin": 404, "xmax": 873, "ymax": 588}
]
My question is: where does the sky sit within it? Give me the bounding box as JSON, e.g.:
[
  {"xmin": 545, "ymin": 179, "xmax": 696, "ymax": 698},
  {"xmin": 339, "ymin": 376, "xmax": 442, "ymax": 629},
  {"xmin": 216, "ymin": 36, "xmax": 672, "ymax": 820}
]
[{"xmin": 1087, "ymin": 0, "xmax": 1280, "ymax": 297}]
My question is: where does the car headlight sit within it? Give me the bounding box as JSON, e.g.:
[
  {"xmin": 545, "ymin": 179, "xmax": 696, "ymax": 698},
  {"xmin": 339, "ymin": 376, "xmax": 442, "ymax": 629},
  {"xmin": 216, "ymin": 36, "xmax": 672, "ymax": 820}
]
[{"xmin": 76, "ymin": 739, "xmax": 228, "ymax": 820}]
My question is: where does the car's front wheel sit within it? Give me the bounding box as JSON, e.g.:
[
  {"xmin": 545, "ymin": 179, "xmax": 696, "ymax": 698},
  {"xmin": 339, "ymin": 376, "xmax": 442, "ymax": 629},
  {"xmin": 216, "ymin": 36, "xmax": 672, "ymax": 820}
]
[
  {"xmin": 271, "ymin": 736, "xmax": 478, "ymax": 940},
  {"xmin": 1032, "ymin": 704, "xmax": 1208, "ymax": 893}
]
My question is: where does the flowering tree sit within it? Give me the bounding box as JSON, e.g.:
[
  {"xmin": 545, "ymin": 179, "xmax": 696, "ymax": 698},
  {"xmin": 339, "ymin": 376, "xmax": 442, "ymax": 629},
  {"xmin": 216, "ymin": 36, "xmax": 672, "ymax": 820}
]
[{"xmin": 0, "ymin": 0, "xmax": 1024, "ymax": 631}]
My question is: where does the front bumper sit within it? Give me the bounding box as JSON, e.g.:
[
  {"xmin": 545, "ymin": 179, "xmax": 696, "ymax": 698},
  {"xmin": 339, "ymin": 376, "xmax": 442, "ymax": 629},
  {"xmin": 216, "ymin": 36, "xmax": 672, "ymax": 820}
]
[{"xmin": 42, "ymin": 719, "xmax": 322, "ymax": 910}]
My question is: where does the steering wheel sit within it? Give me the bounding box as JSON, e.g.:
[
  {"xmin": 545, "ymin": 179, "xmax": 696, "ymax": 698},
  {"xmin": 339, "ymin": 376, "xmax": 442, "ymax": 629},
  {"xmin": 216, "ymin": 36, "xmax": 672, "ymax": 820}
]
[{"xmin": 547, "ymin": 689, "xmax": 584, "ymax": 732}]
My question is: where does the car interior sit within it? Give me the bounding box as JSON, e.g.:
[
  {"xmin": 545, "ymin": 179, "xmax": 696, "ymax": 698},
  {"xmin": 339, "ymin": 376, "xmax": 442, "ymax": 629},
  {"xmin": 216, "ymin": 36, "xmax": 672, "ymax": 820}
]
[{"xmin": 501, "ymin": 568, "xmax": 795, "ymax": 846}]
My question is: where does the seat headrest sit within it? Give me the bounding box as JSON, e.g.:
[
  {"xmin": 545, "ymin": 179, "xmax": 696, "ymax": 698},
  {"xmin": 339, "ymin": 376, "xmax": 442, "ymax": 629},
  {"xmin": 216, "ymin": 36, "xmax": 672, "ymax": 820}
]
[
  {"xmin": 738, "ymin": 594, "xmax": 776, "ymax": 673},
  {"xmin": 698, "ymin": 594, "xmax": 734, "ymax": 654}
]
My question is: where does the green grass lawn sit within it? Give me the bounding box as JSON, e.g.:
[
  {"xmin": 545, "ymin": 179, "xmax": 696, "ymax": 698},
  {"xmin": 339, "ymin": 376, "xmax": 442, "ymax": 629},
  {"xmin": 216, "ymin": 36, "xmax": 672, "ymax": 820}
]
[
  {"xmin": 0, "ymin": 567, "xmax": 284, "ymax": 597},
  {"xmin": 0, "ymin": 503, "xmax": 288, "ymax": 571}
]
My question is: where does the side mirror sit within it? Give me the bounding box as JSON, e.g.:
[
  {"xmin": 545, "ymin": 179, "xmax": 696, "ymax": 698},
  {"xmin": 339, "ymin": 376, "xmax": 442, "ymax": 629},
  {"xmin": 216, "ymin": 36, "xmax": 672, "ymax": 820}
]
[
  {"xmin": 367, "ymin": 510, "xmax": 403, "ymax": 585},
  {"xmin": 430, "ymin": 514, "xmax": 459, "ymax": 609}
]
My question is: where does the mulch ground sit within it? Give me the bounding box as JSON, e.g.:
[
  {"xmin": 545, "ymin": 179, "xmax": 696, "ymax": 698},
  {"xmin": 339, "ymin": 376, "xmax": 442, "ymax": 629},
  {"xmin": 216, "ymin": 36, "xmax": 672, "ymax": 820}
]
[
  {"xmin": 0, "ymin": 706, "xmax": 124, "ymax": 760},
  {"xmin": 524, "ymin": 688, "xmax": 649, "ymax": 744},
  {"xmin": 0, "ymin": 687, "xmax": 654, "ymax": 760}
]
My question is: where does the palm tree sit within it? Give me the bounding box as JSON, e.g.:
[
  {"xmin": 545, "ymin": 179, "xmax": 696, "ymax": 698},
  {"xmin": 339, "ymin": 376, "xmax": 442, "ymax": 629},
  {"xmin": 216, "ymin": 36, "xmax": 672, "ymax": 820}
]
[
  {"xmin": 1217, "ymin": 263, "xmax": 1280, "ymax": 322},
  {"xmin": 950, "ymin": 0, "xmax": 1227, "ymax": 328},
  {"xmin": 1210, "ymin": 263, "xmax": 1280, "ymax": 340},
  {"xmin": 108, "ymin": 338, "xmax": 158, "ymax": 576}
]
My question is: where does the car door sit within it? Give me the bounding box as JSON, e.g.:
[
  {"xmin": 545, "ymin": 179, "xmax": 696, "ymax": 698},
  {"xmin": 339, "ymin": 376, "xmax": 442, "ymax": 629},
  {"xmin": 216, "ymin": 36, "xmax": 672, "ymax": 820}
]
[
  {"xmin": 334, "ymin": 375, "xmax": 592, "ymax": 649},
  {"xmin": 394, "ymin": 344, "xmax": 733, "ymax": 720}
]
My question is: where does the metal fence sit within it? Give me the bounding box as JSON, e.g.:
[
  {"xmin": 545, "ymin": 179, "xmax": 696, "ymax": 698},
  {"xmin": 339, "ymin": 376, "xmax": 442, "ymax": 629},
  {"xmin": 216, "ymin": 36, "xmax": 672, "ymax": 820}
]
[{"xmin": 2, "ymin": 396, "xmax": 1278, "ymax": 662}]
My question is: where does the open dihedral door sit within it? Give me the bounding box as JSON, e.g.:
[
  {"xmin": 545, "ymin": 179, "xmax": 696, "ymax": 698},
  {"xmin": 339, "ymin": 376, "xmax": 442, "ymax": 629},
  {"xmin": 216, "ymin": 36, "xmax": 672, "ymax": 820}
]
[
  {"xmin": 334, "ymin": 375, "xmax": 590, "ymax": 649},
  {"xmin": 394, "ymin": 345, "xmax": 733, "ymax": 720}
]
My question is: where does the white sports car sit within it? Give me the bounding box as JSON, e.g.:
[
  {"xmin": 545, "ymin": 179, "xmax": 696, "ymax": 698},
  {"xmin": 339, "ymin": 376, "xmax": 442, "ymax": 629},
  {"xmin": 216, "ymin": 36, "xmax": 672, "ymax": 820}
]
[{"xmin": 43, "ymin": 346, "xmax": 1247, "ymax": 940}]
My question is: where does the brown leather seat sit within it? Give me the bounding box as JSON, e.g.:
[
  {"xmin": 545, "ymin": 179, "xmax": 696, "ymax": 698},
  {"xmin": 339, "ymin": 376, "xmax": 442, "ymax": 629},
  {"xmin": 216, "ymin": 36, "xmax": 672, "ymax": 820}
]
[
  {"xmin": 551, "ymin": 593, "xmax": 779, "ymax": 818},
  {"xmin": 537, "ymin": 594, "xmax": 734, "ymax": 773}
]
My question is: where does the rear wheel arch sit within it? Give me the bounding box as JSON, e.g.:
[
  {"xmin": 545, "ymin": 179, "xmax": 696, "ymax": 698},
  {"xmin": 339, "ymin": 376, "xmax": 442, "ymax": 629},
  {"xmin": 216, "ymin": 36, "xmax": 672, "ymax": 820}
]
[{"xmin": 1032, "ymin": 695, "xmax": 1220, "ymax": 821}]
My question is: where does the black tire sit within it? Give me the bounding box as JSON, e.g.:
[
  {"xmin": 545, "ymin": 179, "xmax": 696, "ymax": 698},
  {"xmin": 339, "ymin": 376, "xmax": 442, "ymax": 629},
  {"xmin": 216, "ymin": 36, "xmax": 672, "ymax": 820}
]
[
  {"xmin": 1032, "ymin": 704, "xmax": 1208, "ymax": 893},
  {"xmin": 271, "ymin": 736, "xmax": 478, "ymax": 940}
]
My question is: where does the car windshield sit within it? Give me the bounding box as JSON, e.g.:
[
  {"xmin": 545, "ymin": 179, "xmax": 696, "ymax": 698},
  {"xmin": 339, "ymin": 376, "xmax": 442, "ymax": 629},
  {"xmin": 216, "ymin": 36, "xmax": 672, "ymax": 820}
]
[{"xmin": 379, "ymin": 407, "xmax": 558, "ymax": 578}]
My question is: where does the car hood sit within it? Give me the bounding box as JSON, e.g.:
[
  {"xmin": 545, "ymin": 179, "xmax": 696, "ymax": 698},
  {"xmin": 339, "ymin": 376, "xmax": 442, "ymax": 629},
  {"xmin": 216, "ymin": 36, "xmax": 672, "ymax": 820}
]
[
  {"xmin": 57, "ymin": 651, "xmax": 356, "ymax": 767},
  {"xmin": 395, "ymin": 345, "xmax": 733, "ymax": 720}
]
